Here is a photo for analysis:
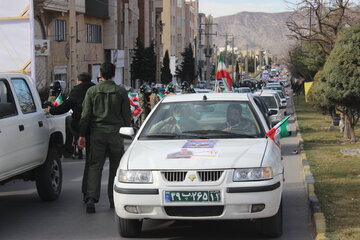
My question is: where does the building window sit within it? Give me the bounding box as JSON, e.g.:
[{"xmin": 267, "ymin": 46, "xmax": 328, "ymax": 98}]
[
  {"xmin": 87, "ymin": 24, "xmax": 102, "ymax": 43},
  {"xmin": 177, "ymin": 33, "xmax": 182, "ymax": 44},
  {"xmin": 54, "ymin": 19, "xmax": 66, "ymax": 42},
  {"xmin": 76, "ymin": 22, "xmax": 79, "ymax": 42},
  {"xmin": 177, "ymin": 0, "xmax": 182, "ymax": 8},
  {"xmin": 177, "ymin": 16, "xmax": 182, "ymax": 28}
]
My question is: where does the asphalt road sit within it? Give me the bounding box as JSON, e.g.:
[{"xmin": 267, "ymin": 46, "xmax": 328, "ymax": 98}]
[{"xmin": 0, "ymin": 98, "xmax": 313, "ymax": 240}]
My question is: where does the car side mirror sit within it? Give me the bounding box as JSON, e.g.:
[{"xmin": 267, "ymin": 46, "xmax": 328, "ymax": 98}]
[
  {"xmin": 268, "ymin": 109, "xmax": 278, "ymax": 116},
  {"xmin": 119, "ymin": 127, "xmax": 135, "ymax": 139}
]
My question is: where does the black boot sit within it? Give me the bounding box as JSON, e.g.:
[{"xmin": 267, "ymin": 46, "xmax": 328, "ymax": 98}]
[{"xmin": 86, "ymin": 198, "xmax": 96, "ymax": 213}]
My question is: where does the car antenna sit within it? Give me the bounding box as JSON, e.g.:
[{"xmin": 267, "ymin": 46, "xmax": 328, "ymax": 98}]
[{"xmin": 203, "ymin": 94, "xmax": 207, "ymax": 101}]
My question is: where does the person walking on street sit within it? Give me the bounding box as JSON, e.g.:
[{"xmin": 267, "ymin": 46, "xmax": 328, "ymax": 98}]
[
  {"xmin": 138, "ymin": 85, "xmax": 151, "ymax": 124},
  {"xmin": 45, "ymin": 72, "xmax": 95, "ymax": 201},
  {"xmin": 149, "ymin": 86, "xmax": 160, "ymax": 110},
  {"xmin": 45, "ymin": 73, "xmax": 94, "ymax": 156},
  {"xmin": 78, "ymin": 62, "xmax": 131, "ymax": 214}
]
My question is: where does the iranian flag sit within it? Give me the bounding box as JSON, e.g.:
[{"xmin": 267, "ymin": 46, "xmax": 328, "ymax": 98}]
[
  {"xmin": 266, "ymin": 115, "xmax": 291, "ymax": 147},
  {"xmin": 53, "ymin": 94, "xmax": 63, "ymax": 106},
  {"xmin": 215, "ymin": 55, "xmax": 232, "ymax": 92}
]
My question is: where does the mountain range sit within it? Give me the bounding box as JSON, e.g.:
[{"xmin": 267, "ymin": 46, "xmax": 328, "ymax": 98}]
[{"xmin": 213, "ymin": 11, "xmax": 295, "ymax": 57}]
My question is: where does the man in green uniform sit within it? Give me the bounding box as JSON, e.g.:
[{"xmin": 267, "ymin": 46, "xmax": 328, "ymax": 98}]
[{"xmin": 78, "ymin": 62, "xmax": 131, "ymax": 213}]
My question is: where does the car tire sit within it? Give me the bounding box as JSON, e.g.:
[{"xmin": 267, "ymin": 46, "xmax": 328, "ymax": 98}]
[
  {"xmin": 35, "ymin": 148, "xmax": 62, "ymax": 201},
  {"xmin": 260, "ymin": 200, "xmax": 283, "ymax": 238},
  {"xmin": 116, "ymin": 216, "xmax": 142, "ymax": 238}
]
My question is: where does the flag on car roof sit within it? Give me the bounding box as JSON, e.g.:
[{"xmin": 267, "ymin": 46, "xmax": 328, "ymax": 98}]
[
  {"xmin": 215, "ymin": 55, "xmax": 232, "ymax": 92},
  {"xmin": 53, "ymin": 93, "xmax": 63, "ymax": 106}
]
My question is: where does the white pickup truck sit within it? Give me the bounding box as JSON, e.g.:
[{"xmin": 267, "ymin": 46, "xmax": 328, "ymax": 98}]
[{"xmin": 0, "ymin": 73, "xmax": 66, "ymax": 201}]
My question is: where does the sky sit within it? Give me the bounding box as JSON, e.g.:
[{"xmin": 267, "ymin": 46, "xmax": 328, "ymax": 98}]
[{"xmin": 199, "ymin": 0, "xmax": 293, "ymax": 17}]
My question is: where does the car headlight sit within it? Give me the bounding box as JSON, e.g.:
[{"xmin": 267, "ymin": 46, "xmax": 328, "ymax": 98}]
[
  {"xmin": 233, "ymin": 167, "xmax": 273, "ymax": 181},
  {"xmin": 118, "ymin": 170, "xmax": 153, "ymax": 183}
]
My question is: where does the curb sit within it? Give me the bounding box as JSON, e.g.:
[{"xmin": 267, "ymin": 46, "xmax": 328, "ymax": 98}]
[{"xmin": 293, "ymin": 110, "xmax": 330, "ymax": 240}]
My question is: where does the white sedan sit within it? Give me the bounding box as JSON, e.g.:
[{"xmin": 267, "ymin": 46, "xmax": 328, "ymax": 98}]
[{"xmin": 114, "ymin": 93, "xmax": 285, "ymax": 238}]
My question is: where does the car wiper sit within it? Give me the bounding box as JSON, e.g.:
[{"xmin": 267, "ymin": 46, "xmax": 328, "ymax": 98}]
[
  {"xmin": 142, "ymin": 133, "xmax": 180, "ymax": 139},
  {"xmin": 180, "ymin": 133, "xmax": 210, "ymax": 139},
  {"xmin": 183, "ymin": 130, "xmax": 257, "ymax": 138}
]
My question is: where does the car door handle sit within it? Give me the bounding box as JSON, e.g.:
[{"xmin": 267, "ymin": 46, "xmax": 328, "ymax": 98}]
[
  {"xmin": 38, "ymin": 121, "xmax": 43, "ymax": 127},
  {"xmin": 19, "ymin": 125, "xmax": 24, "ymax": 131}
]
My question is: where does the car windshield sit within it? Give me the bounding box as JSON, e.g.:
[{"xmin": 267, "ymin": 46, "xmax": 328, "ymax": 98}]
[
  {"xmin": 139, "ymin": 101, "xmax": 265, "ymax": 140},
  {"xmin": 260, "ymin": 96, "xmax": 278, "ymax": 109}
]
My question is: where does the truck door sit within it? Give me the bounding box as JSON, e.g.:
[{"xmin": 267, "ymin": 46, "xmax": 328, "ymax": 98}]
[
  {"xmin": 0, "ymin": 79, "xmax": 23, "ymax": 179},
  {"xmin": 10, "ymin": 78, "xmax": 48, "ymax": 169}
]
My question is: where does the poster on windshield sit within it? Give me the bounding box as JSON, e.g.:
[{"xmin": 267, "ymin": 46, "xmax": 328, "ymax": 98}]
[{"xmin": 167, "ymin": 140, "xmax": 219, "ymax": 159}]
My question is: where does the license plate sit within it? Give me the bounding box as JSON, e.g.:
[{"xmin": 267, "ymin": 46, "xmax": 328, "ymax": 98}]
[{"xmin": 165, "ymin": 190, "xmax": 221, "ymax": 202}]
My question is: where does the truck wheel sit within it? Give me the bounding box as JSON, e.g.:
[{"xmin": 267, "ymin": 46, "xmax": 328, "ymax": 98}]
[
  {"xmin": 116, "ymin": 216, "xmax": 142, "ymax": 237},
  {"xmin": 35, "ymin": 148, "xmax": 62, "ymax": 201},
  {"xmin": 260, "ymin": 200, "xmax": 283, "ymax": 237}
]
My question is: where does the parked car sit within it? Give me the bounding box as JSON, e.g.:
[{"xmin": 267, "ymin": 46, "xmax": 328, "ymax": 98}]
[{"xmin": 114, "ymin": 93, "xmax": 285, "ymax": 238}]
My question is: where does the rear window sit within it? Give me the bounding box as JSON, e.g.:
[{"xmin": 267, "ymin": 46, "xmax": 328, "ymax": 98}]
[{"xmin": 260, "ymin": 96, "xmax": 277, "ymax": 109}]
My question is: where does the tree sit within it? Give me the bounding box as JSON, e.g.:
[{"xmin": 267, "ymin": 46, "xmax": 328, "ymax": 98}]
[
  {"xmin": 287, "ymin": 41, "xmax": 326, "ymax": 81},
  {"xmin": 286, "ymin": 0, "xmax": 359, "ymax": 56},
  {"xmin": 130, "ymin": 37, "xmax": 145, "ymax": 85},
  {"xmin": 161, "ymin": 50, "xmax": 172, "ymax": 84},
  {"xmin": 219, "ymin": 51, "xmax": 237, "ymax": 66},
  {"xmin": 176, "ymin": 44, "xmax": 195, "ymax": 84},
  {"xmin": 248, "ymin": 56, "xmax": 255, "ymax": 73},
  {"xmin": 322, "ymin": 24, "xmax": 360, "ymax": 142},
  {"xmin": 144, "ymin": 42, "xmax": 156, "ymax": 84},
  {"xmin": 235, "ymin": 62, "xmax": 240, "ymax": 82},
  {"xmin": 308, "ymin": 70, "xmax": 336, "ymax": 116}
]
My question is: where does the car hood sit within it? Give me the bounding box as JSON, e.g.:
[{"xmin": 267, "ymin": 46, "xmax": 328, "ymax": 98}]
[{"xmin": 125, "ymin": 139, "xmax": 268, "ymax": 170}]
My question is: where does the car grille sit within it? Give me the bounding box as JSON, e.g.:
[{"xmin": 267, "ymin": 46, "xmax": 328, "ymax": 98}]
[
  {"xmin": 164, "ymin": 206, "xmax": 224, "ymax": 217},
  {"xmin": 163, "ymin": 171, "xmax": 187, "ymax": 182},
  {"xmin": 162, "ymin": 171, "xmax": 224, "ymax": 182},
  {"xmin": 198, "ymin": 171, "xmax": 223, "ymax": 182}
]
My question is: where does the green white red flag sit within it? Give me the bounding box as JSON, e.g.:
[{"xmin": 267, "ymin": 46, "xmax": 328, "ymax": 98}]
[
  {"xmin": 266, "ymin": 115, "xmax": 291, "ymax": 147},
  {"xmin": 215, "ymin": 55, "xmax": 232, "ymax": 92},
  {"xmin": 53, "ymin": 93, "xmax": 63, "ymax": 106}
]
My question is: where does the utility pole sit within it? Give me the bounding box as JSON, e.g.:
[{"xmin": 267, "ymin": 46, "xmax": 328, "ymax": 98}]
[
  {"xmin": 231, "ymin": 36, "xmax": 235, "ymax": 81},
  {"xmin": 245, "ymin": 44, "xmax": 248, "ymax": 77},
  {"xmin": 68, "ymin": 0, "xmax": 77, "ymax": 92},
  {"xmin": 254, "ymin": 53, "xmax": 257, "ymax": 76},
  {"xmin": 224, "ymin": 33, "xmax": 228, "ymax": 65},
  {"xmin": 199, "ymin": 19, "xmax": 217, "ymax": 87}
]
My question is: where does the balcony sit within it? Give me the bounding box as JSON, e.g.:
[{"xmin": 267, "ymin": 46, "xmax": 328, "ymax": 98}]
[{"xmin": 37, "ymin": 0, "xmax": 85, "ymax": 13}]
